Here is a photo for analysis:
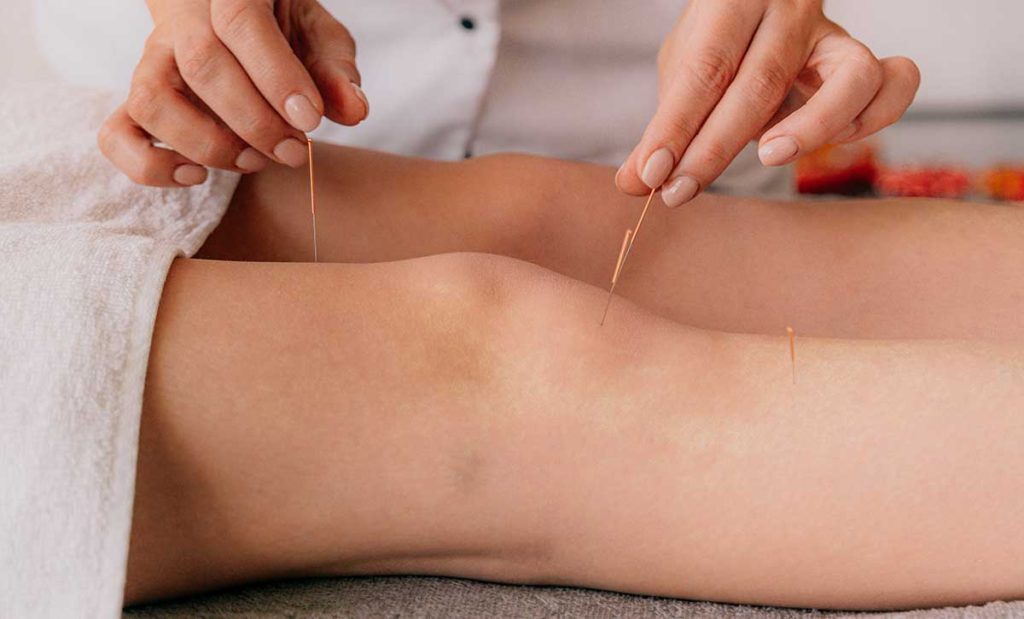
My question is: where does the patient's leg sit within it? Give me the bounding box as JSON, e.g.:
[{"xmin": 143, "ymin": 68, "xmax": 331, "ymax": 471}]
[
  {"xmin": 199, "ymin": 148, "xmax": 1024, "ymax": 342},
  {"xmin": 129, "ymin": 252, "xmax": 1024, "ymax": 609}
]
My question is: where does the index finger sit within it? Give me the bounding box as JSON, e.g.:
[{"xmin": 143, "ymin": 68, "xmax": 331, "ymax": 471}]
[
  {"xmin": 617, "ymin": 1, "xmax": 764, "ymax": 196},
  {"xmin": 665, "ymin": 15, "xmax": 809, "ymax": 206},
  {"xmin": 211, "ymin": 0, "xmax": 325, "ymax": 133}
]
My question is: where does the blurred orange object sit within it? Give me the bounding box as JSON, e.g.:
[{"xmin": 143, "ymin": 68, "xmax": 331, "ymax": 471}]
[
  {"xmin": 796, "ymin": 142, "xmax": 879, "ymax": 196},
  {"xmin": 875, "ymin": 166, "xmax": 971, "ymax": 199},
  {"xmin": 979, "ymin": 166, "xmax": 1024, "ymax": 202}
]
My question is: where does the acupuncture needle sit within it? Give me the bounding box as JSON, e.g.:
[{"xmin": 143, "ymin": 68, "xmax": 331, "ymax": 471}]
[
  {"xmin": 307, "ymin": 137, "xmax": 319, "ymax": 263},
  {"xmin": 600, "ymin": 229, "xmax": 633, "ymax": 324},
  {"xmin": 600, "ymin": 187, "xmax": 657, "ymax": 325},
  {"xmin": 786, "ymin": 326, "xmax": 796, "ymax": 384}
]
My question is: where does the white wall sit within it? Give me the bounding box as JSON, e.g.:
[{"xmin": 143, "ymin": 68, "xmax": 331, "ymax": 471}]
[
  {"xmin": 826, "ymin": 0, "xmax": 1024, "ymax": 111},
  {"xmin": 0, "ymin": 0, "xmax": 55, "ymax": 87}
]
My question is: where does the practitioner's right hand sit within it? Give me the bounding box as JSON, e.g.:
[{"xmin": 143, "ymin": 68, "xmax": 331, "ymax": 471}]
[{"xmin": 99, "ymin": 0, "xmax": 370, "ymax": 187}]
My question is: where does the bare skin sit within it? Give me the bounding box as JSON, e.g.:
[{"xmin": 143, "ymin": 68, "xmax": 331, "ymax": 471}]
[
  {"xmin": 201, "ymin": 145, "xmax": 1024, "ymax": 342},
  {"xmin": 127, "ymin": 147, "xmax": 1024, "ymax": 610}
]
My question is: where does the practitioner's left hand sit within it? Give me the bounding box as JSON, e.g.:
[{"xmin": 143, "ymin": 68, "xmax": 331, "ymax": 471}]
[{"xmin": 616, "ymin": 0, "xmax": 920, "ymax": 207}]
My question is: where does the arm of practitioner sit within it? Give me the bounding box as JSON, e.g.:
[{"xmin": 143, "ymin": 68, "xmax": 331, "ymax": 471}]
[
  {"xmin": 98, "ymin": 0, "xmax": 369, "ymax": 187},
  {"xmin": 200, "ymin": 146, "xmax": 1024, "ymax": 343},
  {"xmin": 128, "ymin": 252, "xmax": 1024, "ymax": 609}
]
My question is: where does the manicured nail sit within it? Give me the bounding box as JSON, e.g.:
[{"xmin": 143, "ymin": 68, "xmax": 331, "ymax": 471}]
[
  {"xmin": 273, "ymin": 138, "xmax": 308, "ymax": 167},
  {"xmin": 758, "ymin": 136, "xmax": 800, "ymax": 167},
  {"xmin": 836, "ymin": 123, "xmax": 859, "ymax": 142},
  {"xmin": 351, "ymin": 82, "xmax": 369, "ymax": 117},
  {"xmin": 234, "ymin": 148, "xmax": 267, "ymax": 172},
  {"xmin": 284, "ymin": 94, "xmax": 322, "ymax": 132},
  {"xmin": 640, "ymin": 147, "xmax": 674, "ymax": 189},
  {"xmin": 661, "ymin": 176, "xmax": 700, "ymax": 208},
  {"xmin": 173, "ymin": 164, "xmax": 207, "ymax": 186}
]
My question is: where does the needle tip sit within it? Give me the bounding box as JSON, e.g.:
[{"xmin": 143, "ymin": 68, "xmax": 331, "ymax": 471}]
[
  {"xmin": 786, "ymin": 326, "xmax": 796, "ymax": 385},
  {"xmin": 600, "ymin": 289, "xmax": 616, "ymax": 326}
]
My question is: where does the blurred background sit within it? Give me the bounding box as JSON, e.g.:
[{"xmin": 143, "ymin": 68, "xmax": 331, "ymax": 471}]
[
  {"xmin": 804, "ymin": 0, "xmax": 1024, "ymax": 200},
  {"xmin": 3, "ymin": 0, "xmax": 1022, "ymax": 199}
]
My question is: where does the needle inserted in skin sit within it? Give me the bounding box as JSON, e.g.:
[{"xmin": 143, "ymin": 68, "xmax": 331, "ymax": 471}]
[
  {"xmin": 307, "ymin": 137, "xmax": 319, "ymax": 263},
  {"xmin": 600, "ymin": 187, "xmax": 657, "ymax": 326},
  {"xmin": 601, "ymin": 229, "xmax": 633, "ymax": 325},
  {"xmin": 787, "ymin": 326, "xmax": 796, "ymax": 384},
  {"xmin": 612, "ymin": 228, "xmax": 633, "ymax": 285}
]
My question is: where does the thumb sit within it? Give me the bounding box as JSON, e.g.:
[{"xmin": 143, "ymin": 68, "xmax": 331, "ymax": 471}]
[{"xmin": 297, "ymin": 2, "xmax": 369, "ymax": 126}]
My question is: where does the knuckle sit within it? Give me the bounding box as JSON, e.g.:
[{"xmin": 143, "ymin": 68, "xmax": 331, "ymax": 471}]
[
  {"xmin": 235, "ymin": 114, "xmax": 280, "ymax": 147},
  {"xmin": 126, "ymin": 80, "xmax": 161, "ymax": 124},
  {"xmin": 192, "ymin": 135, "xmax": 236, "ymax": 167},
  {"xmin": 211, "ymin": 0, "xmax": 262, "ymax": 41},
  {"xmin": 873, "ymin": 100, "xmax": 911, "ymax": 128},
  {"xmin": 659, "ymin": 113, "xmax": 698, "ymax": 150},
  {"xmin": 304, "ymin": 55, "xmax": 332, "ymax": 87},
  {"xmin": 686, "ymin": 48, "xmax": 738, "ymax": 97},
  {"xmin": 865, "ymin": 60, "xmax": 885, "ymax": 87},
  {"xmin": 745, "ymin": 58, "xmax": 792, "ymax": 107},
  {"xmin": 876, "ymin": 108, "xmax": 903, "ymax": 128},
  {"xmin": 893, "ymin": 56, "xmax": 922, "ymax": 90},
  {"xmin": 796, "ymin": 0, "xmax": 825, "ymax": 18},
  {"xmin": 302, "ymin": 54, "xmax": 328, "ymax": 82},
  {"xmin": 849, "ymin": 46, "xmax": 883, "ymax": 86},
  {"xmin": 811, "ymin": 113, "xmax": 833, "ymax": 137},
  {"xmin": 176, "ymin": 32, "xmax": 222, "ymax": 84},
  {"xmin": 141, "ymin": 33, "xmax": 161, "ymax": 56},
  {"xmin": 142, "ymin": 23, "xmax": 173, "ymax": 55},
  {"xmin": 144, "ymin": 27, "xmax": 170, "ymax": 51},
  {"xmin": 693, "ymin": 140, "xmax": 732, "ymax": 173}
]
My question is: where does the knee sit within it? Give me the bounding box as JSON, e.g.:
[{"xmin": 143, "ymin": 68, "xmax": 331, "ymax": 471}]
[{"xmin": 410, "ymin": 251, "xmax": 588, "ymax": 330}]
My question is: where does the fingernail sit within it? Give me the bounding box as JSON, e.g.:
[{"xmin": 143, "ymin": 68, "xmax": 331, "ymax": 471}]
[
  {"xmin": 640, "ymin": 147, "xmax": 674, "ymax": 189},
  {"xmin": 836, "ymin": 122, "xmax": 859, "ymax": 142},
  {"xmin": 173, "ymin": 164, "xmax": 207, "ymax": 186},
  {"xmin": 273, "ymin": 138, "xmax": 308, "ymax": 168},
  {"xmin": 350, "ymin": 82, "xmax": 369, "ymax": 117},
  {"xmin": 284, "ymin": 94, "xmax": 322, "ymax": 132},
  {"xmin": 661, "ymin": 176, "xmax": 700, "ymax": 208},
  {"xmin": 758, "ymin": 136, "xmax": 800, "ymax": 167},
  {"xmin": 234, "ymin": 148, "xmax": 267, "ymax": 172}
]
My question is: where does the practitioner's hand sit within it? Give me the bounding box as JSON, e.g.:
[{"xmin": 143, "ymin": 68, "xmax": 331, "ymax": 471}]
[
  {"xmin": 616, "ymin": 0, "xmax": 920, "ymax": 207},
  {"xmin": 98, "ymin": 0, "xmax": 369, "ymax": 187}
]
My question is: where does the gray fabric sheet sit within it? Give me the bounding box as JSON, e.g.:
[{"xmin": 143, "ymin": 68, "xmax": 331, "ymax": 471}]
[{"xmin": 124, "ymin": 576, "xmax": 1024, "ymax": 618}]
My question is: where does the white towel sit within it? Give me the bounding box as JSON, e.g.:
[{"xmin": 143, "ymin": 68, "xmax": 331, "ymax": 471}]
[{"xmin": 0, "ymin": 83, "xmax": 239, "ymax": 618}]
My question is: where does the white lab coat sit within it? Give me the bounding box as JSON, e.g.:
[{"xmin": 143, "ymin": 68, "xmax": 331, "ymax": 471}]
[{"xmin": 34, "ymin": 0, "xmax": 791, "ymax": 195}]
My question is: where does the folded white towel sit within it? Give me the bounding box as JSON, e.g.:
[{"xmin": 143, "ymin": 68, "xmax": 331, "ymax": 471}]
[{"xmin": 0, "ymin": 83, "xmax": 239, "ymax": 618}]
